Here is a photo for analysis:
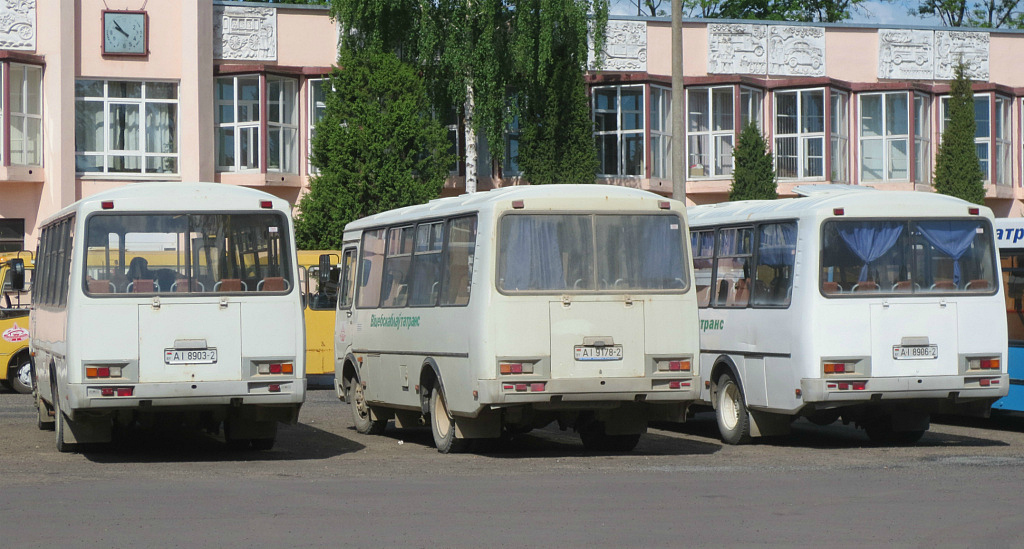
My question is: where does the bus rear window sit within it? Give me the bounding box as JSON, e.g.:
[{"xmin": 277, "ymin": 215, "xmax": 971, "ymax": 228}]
[
  {"xmin": 497, "ymin": 214, "xmax": 687, "ymax": 293},
  {"xmin": 820, "ymin": 219, "xmax": 996, "ymax": 296},
  {"xmin": 84, "ymin": 213, "xmax": 292, "ymax": 295}
]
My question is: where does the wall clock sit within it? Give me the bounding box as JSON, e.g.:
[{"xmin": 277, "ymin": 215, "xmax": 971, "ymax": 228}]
[{"xmin": 103, "ymin": 11, "xmax": 147, "ymax": 56}]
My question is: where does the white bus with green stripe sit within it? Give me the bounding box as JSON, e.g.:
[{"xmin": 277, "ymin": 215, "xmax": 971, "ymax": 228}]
[{"xmin": 334, "ymin": 185, "xmax": 701, "ymax": 453}]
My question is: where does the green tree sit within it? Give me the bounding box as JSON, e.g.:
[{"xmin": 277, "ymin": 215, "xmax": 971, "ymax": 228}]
[
  {"xmin": 511, "ymin": 0, "xmax": 607, "ymax": 185},
  {"xmin": 716, "ymin": 0, "xmax": 864, "ymax": 21},
  {"xmin": 914, "ymin": 0, "xmax": 1024, "ymax": 28},
  {"xmin": 933, "ymin": 62, "xmax": 986, "ymax": 205},
  {"xmin": 294, "ymin": 48, "xmax": 454, "ymax": 249},
  {"xmin": 729, "ymin": 122, "xmax": 777, "ymax": 201}
]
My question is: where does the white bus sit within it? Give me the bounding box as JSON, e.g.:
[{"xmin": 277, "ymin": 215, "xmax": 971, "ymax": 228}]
[
  {"xmin": 23, "ymin": 182, "xmax": 305, "ymax": 452},
  {"xmin": 333, "ymin": 185, "xmax": 700, "ymax": 453},
  {"xmin": 688, "ymin": 186, "xmax": 1008, "ymax": 445}
]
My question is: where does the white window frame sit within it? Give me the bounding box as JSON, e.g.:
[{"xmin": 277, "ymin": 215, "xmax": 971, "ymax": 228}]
[
  {"xmin": 686, "ymin": 86, "xmax": 733, "ymax": 179},
  {"xmin": 858, "ymin": 91, "xmax": 910, "ymax": 183},
  {"xmin": 740, "ymin": 86, "xmax": 763, "ymax": 131},
  {"xmin": 308, "ymin": 78, "xmax": 327, "ymax": 175},
  {"xmin": 267, "ymin": 75, "xmax": 298, "ymax": 174},
  {"xmin": 216, "ymin": 75, "xmax": 261, "ymax": 172},
  {"xmin": 75, "ymin": 79, "xmax": 180, "ymax": 176},
  {"xmin": 650, "ymin": 85, "xmax": 671, "ymax": 180},
  {"xmin": 593, "ymin": 84, "xmax": 645, "ymax": 177},
  {"xmin": 774, "ymin": 88, "xmax": 825, "ymax": 180},
  {"xmin": 995, "ymin": 95, "xmax": 1011, "ymax": 187},
  {"xmin": 913, "ymin": 92, "xmax": 931, "ymax": 185},
  {"xmin": 9, "ymin": 63, "xmax": 42, "ymax": 167},
  {"xmin": 830, "ymin": 90, "xmax": 849, "ymax": 183},
  {"xmin": 940, "ymin": 93, "xmax": 991, "ymax": 184}
]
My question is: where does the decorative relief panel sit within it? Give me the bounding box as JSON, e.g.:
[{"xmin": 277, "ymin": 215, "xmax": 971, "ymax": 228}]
[
  {"xmin": 708, "ymin": 24, "xmax": 767, "ymax": 75},
  {"xmin": 589, "ymin": 20, "xmax": 647, "ymax": 71},
  {"xmin": 935, "ymin": 31, "xmax": 989, "ymax": 81},
  {"xmin": 878, "ymin": 29, "xmax": 934, "ymax": 80},
  {"xmin": 214, "ymin": 6, "xmax": 277, "ymax": 61},
  {"xmin": 767, "ymin": 25, "xmax": 825, "ymax": 77},
  {"xmin": 0, "ymin": 0, "xmax": 35, "ymax": 51}
]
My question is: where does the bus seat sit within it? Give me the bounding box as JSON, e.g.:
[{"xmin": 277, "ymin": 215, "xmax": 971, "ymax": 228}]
[
  {"xmin": 716, "ymin": 279, "xmax": 732, "ymax": 305},
  {"xmin": 172, "ymin": 278, "xmax": 205, "ymax": 292},
  {"xmin": 891, "ymin": 280, "xmax": 918, "ymax": 292},
  {"xmin": 696, "ymin": 284, "xmax": 711, "ymax": 307},
  {"xmin": 88, "ymin": 279, "xmax": 115, "ymax": 294},
  {"xmin": 259, "ymin": 277, "xmax": 286, "ymax": 292},
  {"xmin": 728, "ymin": 279, "xmax": 749, "ymax": 307},
  {"xmin": 930, "ymin": 280, "xmax": 957, "ymax": 291},
  {"xmin": 966, "ymin": 279, "xmax": 990, "ymax": 291},
  {"xmin": 214, "ymin": 278, "xmax": 245, "ymax": 292},
  {"xmin": 852, "ymin": 281, "xmax": 879, "ymax": 292},
  {"xmin": 822, "ymin": 281, "xmax": 842, "ymax": 294},
  {"xmin": 130, "ymin": 279, "xmax": 155, "ymax": 293}
]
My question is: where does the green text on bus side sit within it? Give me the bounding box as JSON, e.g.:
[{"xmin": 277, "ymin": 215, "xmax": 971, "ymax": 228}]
[
  {"xmin": 700, "ymin": 319, "xmax": 725, "ymax": 331},
  {"xmin": 370, "ymin": 313, "xmax": 421, "ymax": 330}
]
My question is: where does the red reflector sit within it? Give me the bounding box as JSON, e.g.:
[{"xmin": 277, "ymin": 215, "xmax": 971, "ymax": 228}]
[
  {"xmin": 530, "ymin": 383, "xmax": 545, "ymax": 392},
  {"xmin": 838, "ymin": 383, "xmax": 849, "ymax": 390},
  {"xmin": 833, "ymin": 208, "xmax": 844, "ymax": 216},
  {"xmin": 510, "ymin": 363, "xmax": 523, "ymax": 374},
  {"xmin": 101, "ymin": 200, "xmax": 114, "ymax": 210},
  {"xmin": 980, "ymin": 379, "xmax": 991, "ymax": 386},
  {"xmin": 669, "ymin": 361, "xmax": 682, "ymax": 371},
  {"xmin": 827, "ymin": 384, "xmax": 837, "ymax": 389},
  {"xmin": 116, "ymin": 387, "xmax": 133, "ymax": 397},
  {"xmin": 502, "ymin": 384, "xmax": 514, "ymax": 390},
  {"xmin": 269, "ymin": 384, "xmax": 281, "ymax": 393},
  {"xmin": 260, "ymin": 200, "xmax": 273, "ymax": 209},
  {"xmin": 512, "ymin": 200, "xmax": 524, "ymax": 209},
  {"xmin": 515, "ymin": 384, "xmax": 527, "ymax": 391},
  {"xmin": 269, "ymin": 363, "xmax": 282, "ymax": 374},
  {"xmin": 969, "ymin": 207, "xmax": 980, "ymax": 215},
  {"xmin": 992, "ymin": 379, "xmax": 1001, "ymax": 384},
  {"xmin": 97, "ymin": 367, "xmax": 110, "ymax": 378},
  {"xmin": 852, "ymin": 382, "xmax": 866, "ymax": 390},
  {"xmin": 658, "ymin": 200, "xmax": 670, "ymax": 210},
  {"xmin": 101, "ymin": 387, "xmax": 115, "ymax": 397},
  {"xmin": 669, "ymin": 381, "xmax": 681, "ymax": 389}
]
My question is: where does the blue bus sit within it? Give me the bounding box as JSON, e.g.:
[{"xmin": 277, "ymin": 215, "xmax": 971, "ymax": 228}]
[{"xmin": 994, "ymin": 218, "xmax": 1024, "ymax": 412}]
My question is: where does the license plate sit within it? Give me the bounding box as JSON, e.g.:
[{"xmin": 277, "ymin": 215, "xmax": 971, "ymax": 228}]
[
  {"xmin": 574, "ymin": 345, "xmax": 623, "ymax": 361},
  {"xmin": 892, "ymin": 345, "xmax": 938, "ymax": 360},
  {"xmin": 164, "ymin": 348, "xmax": 218, "ymax": 365}
]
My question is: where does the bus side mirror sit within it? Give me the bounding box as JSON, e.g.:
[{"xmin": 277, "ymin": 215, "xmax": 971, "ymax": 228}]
[
  {"xmin": 318, "ymin": 254, "xmax": 331, "ymax": 286},
  {"xmin": 8, "ymin": 259, "xmax": 24, "ymax": 291}
]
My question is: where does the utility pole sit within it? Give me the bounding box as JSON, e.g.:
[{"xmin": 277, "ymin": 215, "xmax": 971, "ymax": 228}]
[{"xmin": 671, "ymin": 0, "xmax": 685, "ymax": 203}]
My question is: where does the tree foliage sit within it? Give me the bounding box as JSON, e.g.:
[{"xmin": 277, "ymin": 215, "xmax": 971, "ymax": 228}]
[
  {"xmin": 729, "ymin": 122, "xmax": 777, "ymax": 201},
  {"xmin": 933, "ymin": 62, "xmax": 986, "ymax": 205},
  {"xmin": 294, "ymin": 48, "xmax": 454, "ymax": 249},
  {"xmin": 915, "ymin": 0, "xmax": 1024, "ymax": 28},
  {"xmin": 706, "ymin": 0, "xmax": 864, "ymax": 21}
]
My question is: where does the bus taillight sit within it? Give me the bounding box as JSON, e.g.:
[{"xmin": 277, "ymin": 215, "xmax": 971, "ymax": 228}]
[
  {"xmin": 499, "ymin": 362, "xmax": 534, "ymax": 375},
  {"xmin": 968, "ymin": 357, "xmax": 1001, "ymax": 371},
  {"xmin": 823, "ymin": 362, "xmax": 855, "ymax": 375},
  {"xmin": 658, "ymin": 360, "xmax": 691, "ymax": 372},
  {"xmin": 86, "ymin": 366, "xmax": 123, "ymax": 378},
  {"xmin": 258, "ymin": 362, "xmax": 294, "ymax": 375}
]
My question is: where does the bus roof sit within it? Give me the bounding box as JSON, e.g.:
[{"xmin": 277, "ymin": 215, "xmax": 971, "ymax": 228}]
[
  {"xmin": 38, "ymin": 182, "xmax": 290, "ymax": 227},
  {"xmin": 688, "ymin": 189, "xmax": 991, "ymax": 226},
  {"xmin": 344, "ymin": 184, "xmax": 676, "ymax": 232}
]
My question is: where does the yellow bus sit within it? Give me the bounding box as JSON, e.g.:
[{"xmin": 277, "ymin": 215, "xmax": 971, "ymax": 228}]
[
  {"xmin": 1, "ymin": 251, "xmax": 33, "ymax": 394},
  {"xmin": 298, "ymin": 250, "xmax": 343, "ymax": 386}
]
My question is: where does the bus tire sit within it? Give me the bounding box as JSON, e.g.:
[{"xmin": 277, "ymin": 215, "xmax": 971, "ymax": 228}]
[
  {"xmin": 347, "ymin": 377, "xmax": 386, "ymax": 435},
  {"xmin": 716, "ymin": 372, "xmax": 751, "ymax": 445},
  {"xmin": 430, "ymin": 384, "xmax": 470, "ymax": 454},
  {"xmin": 11, "ymin": 355, "xmax": 33, "ymax": 394},
  {"xmin": 864, "ymin": 418, "xmax": 926, "ymax": 446}
]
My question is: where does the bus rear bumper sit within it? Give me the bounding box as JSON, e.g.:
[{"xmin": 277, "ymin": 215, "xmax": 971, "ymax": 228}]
[
  {"xmin": 480, "ymin": 377, "xmax": 699, "ymax": 406},
  {"xmin": 66, "ymin": 379, "xmax": 306, "ymax": 414},
  {"xmin": 800, "ymin": 374, "xmax": 1009, "ymax": 405}
]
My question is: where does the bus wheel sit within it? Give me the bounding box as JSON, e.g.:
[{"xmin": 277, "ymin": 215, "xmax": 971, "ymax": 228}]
[
  {"xmin": 578, "ymin": 422, "xmax": 641, "ymax": 452},
  {"xmin": 716, "ymin": 373, "xmax": 751, "ymax": 445},
  {"xmin": 11, "ymin": 356, "xmax": 33, "ymax": 394},
  {"xmin": 430, "ymin": 384, "xmax": 470, "ymax": 454},
  {"xmin": 864, "ymin": 418, "xmax": 926, "ymax": 446},
  {"xmin": 347, "ymin": 377, "xmax": 386, "ymax": 435}
]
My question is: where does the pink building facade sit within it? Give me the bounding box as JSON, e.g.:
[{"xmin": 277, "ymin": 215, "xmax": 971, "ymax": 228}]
[{"xmin": 1, "ymin": 2, "xmax": 1023, "ymax": 252}]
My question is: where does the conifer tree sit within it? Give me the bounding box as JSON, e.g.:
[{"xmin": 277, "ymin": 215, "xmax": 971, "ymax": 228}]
[
  {"xmin": 934, "ymin": 61, "xmax": 985, "ymax": 205},
  {"xmin": 729, "ymin": 122, "xmax": 777, "ymax": 201}
]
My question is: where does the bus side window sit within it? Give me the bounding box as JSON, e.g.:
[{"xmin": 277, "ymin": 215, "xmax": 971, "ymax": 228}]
[
  {"xmin": 440, "ymin": 216, "xmax": 477, "ymax": 306},
  {"xmin": 357, "ymin": 229, "xmax": 385, "ymax": 308},
  {"xmin": 339, "ymin": 249, "xmax": 356, "ymax": 310}
]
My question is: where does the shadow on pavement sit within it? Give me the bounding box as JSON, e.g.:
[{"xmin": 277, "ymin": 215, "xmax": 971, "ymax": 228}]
[{"xmin": 82, "ymin": 420, "xmax": 365, "ymax": 464}]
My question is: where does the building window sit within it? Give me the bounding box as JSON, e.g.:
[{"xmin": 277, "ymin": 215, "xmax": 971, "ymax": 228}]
[
  {"xmin": 830, "ymin": 90, "xmax": 849, "ymax": 182},
  {"xmin": 650, "ymin": 85, "xmax": 671, "ymax": 179},
  {"xmin": 216, "ymin": 75, "xmax": 260, "ymax": 172},
  {"xmin": 687, "ymin": 86, "xmax": 732, "ymax": 178},
  {"xmin": 267, "ymin": 76, "xmax": 298, "ymax": 173},
  {"xmin": 308, "ymin": 78, "xmax": 327, "ymax": 175},
  {"xmin": 504, "ymin": 111, "xmax": 521, "ymax": 177},
  {"xmin": 913, "ymin": 93, "xmax": 931, "ymax": 185},
  {"xmin": 940, "ymin": 94, "xmax": 991, "ymax": 183},
  {"xmin": 995, "ymin": 96, "xmax": 1011, "ymax": 186},
  {"xmin": 594, "ymin": 85, "xmax": 644, "ymax": 177},
  {"xmin": 775, "ymin": 89, "xmax": 824, "ymax": 180},
  {"xmin": 9, "ymin": 64, "xmax": 42, "ymax": 166},
  {"xmin": 0, "ymin": 218, "xmax": 24, "ymax": 252},
  {"xmin": 740, "ymin": 87, "xmax": 763, "ymax": 130},
  {"xmin": 75, "ymin": 80, "xmax": 179, "ymax": 175},
  {"xmin": 859, "ymin": 92, "xmax": 909, "ymax": 182}
]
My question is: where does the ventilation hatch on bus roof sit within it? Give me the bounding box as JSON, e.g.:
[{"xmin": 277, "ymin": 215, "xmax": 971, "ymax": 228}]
[{"xmin": 793, "ymin": 184, "xmax": 877, "ymax": 197}]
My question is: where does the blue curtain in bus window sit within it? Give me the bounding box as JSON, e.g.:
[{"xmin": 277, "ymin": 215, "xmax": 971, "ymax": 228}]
[
  {"xmin": 916, "ymin": 221, "xmax": 978, "ymax": 286},
  {"xmin": 502, "ymin": 217, "xmax": 564, "ymax": 290},
  {"xmin": 641, "ymin": 217, "xmax": 683, "ymax": 288},
  {"xmin": 757, "ymin": 223, "xmax": 797, "ymax": 266},
  {"xmin": 837, "ymin": 222, "xmax": 903, "ymax": 282}
]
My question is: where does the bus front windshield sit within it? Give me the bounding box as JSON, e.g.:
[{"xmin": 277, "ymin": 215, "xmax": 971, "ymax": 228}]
[
  {"xmin": 497, "ymin": 213, "xmax": 688, "ymax": 293},
  {"xmin": 84, "ymin": 213, "xmax": 292, "ymax": 295},
  {"xmin": 820, "ymin": 218, "xmax": 996, "ymax": 296}
]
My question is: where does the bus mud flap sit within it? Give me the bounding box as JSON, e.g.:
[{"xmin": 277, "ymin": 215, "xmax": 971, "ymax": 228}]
[
  {"xmin": 748, "ymin": 410, "xmax": 791, "ymax": 437},
  {"xmin": 454, "ymin": 410, "xmax": 501, "ymax": 439},
  {"xmin": 63, "ymin": 414, "xmax": 113, "ymax": 444}
]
